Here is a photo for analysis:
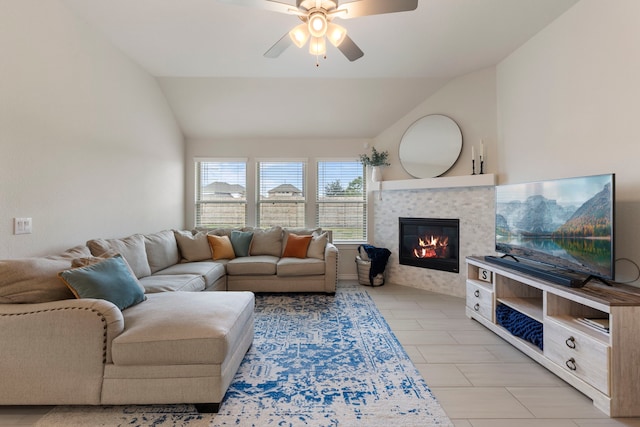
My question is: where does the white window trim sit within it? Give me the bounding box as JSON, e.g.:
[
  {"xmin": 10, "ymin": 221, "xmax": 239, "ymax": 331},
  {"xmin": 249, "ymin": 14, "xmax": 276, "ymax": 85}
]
[{"xmin": 194, "ymin": 157, "xmax": 248, "ymax": 162}]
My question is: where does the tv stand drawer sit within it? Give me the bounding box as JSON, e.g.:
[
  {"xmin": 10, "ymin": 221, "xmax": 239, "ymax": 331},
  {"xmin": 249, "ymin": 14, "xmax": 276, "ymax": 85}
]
[
  {"xmin": 466, "ymin": 281, "xmax": 493, "ymax": 321},
  {"xmin": 543, "ymin": 319, "xmax": 610, "ymax": 395}
]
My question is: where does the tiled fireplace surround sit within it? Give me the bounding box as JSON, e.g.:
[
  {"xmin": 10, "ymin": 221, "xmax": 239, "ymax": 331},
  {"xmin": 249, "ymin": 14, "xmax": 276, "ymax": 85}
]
[{"xmin": 373, "ymin": 180, "xmax": 496, "ymax": 298}]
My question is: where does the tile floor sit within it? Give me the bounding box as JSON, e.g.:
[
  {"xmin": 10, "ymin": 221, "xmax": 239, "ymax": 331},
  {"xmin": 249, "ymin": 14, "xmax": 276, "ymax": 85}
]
[{"xmin": 1, "ymin": 281, "xmax": 640, "ymax": 426}]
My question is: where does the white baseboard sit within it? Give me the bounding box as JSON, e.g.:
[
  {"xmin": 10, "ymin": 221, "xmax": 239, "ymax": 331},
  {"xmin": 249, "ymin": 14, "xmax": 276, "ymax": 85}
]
[{"xmin": 339, "ymin": 274, "xmax": 358, "ymax": 281}]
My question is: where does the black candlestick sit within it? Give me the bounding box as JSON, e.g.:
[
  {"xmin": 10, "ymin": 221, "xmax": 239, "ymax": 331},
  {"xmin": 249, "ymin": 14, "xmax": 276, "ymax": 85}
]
[
  {"xmin": 480, "ymin": 159, "xmax": 484, "ymax": 175},
  {"xmin": 472, "ymin": 159, "xmax": 476, "ymax": 175}
]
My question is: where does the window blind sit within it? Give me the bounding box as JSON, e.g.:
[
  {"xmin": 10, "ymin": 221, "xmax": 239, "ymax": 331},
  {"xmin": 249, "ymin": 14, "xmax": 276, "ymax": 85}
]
[
  {"xmin": 195, "ymin": 160, "xmax": 247, "ymax": 228},
  {"xmin": 257, "ymin": 161, "xmax": 306, "ymax": 228},
  {"xmin": 317, "ymin": 161, "xmax": 367, "ymax": 241}
]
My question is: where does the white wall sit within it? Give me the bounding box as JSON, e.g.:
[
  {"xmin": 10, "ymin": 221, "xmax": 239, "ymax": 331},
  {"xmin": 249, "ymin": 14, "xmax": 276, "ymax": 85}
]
[
  {"xmin": 374, "ymin": 67, "xmax": 498, "ymax": 181},
  {"xmin": 497, "ymin": 0, "xmax": 640, "ymax": 285},
  {"xmin": 0, "ymin": 0, "xmax": 185, "ymax": 258}
]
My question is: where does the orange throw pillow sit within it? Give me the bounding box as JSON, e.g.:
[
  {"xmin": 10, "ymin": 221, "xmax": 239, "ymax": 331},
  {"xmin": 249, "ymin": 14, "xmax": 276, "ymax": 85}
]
[
  {"xmin": 207, "ymin": 235, "xmax": 236, "ymax": 260},
  {"xmin": 282, "ymin": 233, "xmax": 313, "ymax": 259}
]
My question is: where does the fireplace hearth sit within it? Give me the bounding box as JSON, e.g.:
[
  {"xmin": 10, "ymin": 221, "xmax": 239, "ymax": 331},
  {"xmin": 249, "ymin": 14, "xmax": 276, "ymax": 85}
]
[{"xmin": 399, "ymin": 217, "xmax": 460, "ymax": 273}]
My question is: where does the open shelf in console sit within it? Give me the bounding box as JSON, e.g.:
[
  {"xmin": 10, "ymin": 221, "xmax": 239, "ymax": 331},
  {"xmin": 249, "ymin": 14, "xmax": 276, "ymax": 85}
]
[
  {"xmin": 546, "ymin": 293, "xmax": 611, "ymax": 345},
  {"xmin": 494, "ymin": 273, "xmax": 544, "ymax": 322},
  {"xmin": 498, "ymin": 297, "xmax": 543, "ymax": 322}
]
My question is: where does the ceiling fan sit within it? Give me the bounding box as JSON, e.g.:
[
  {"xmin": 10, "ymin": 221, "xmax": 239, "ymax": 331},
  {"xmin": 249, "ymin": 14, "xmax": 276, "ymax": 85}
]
[{"xmin": 219, "ymin": 0, "xmax": 419, "ymax": 64}]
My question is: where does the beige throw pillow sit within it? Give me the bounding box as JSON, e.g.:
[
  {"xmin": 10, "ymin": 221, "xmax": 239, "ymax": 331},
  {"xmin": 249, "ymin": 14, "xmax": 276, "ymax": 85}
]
[
  {"xmin": 144, "ymin": 230, "xmax": 180, "ymax": 273},
  {"xmin": 307, "ymin": 231, "xmax": 328, "ymax": 260},
  {"xmin": 173, "ymin": 230, "xmax": 212, "ymax": 262},
  {"xmin": 0, "ymin": 245, "xmax": 94, "ymax": 304},
  {"xmin": 86, "ymin": 234, "xmax": 151, "ymax": 279},
  {"xmin": 249, "ymin": 226, "xmax": 283, "ymax": 257}
]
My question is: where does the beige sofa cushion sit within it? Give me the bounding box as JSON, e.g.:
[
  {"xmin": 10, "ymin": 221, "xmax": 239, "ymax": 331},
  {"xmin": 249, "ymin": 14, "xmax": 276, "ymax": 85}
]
[
  {"xmin": 173, "ymin": 230, "xmax": 211, "ymax": 262},
  {"xmin": 203, "ymin": 227, "xmax": 241, "ymax": 237},
  {"xmin": 87, "ymin": 234, "xmax": 151, "ymax": 279},
  {"xmin": 0, "ymin": 245, "xmax": 91, "ymax": 304},
  {"xmin": 144, "ymin": 230, "xmax": 180, "ymax": 274},
  {"xmin": 156, "ymin": 261, "xmax": 226, "ymax": 288},
  {"xmin": 138, "ymin": 274, "xmax": 205, "ymax": 293},
  {"xmin": 283, "ymin": 227, "xmax": 321, "ymax": 237},
  {"xmin": 111, "ymin": 291, "xmax": 254, "ymax": 366},
  {"xmin": 0, "ymin": 259, "xmax": 72, "ymax": 304},
  {"xmin": 277, "ymin": 258, "xmax": 325, "ymax": 277},
  {"xmin": 226, "ymin": 256, "xmax": 278, "ymax": 276},
  {"xmin": 55, "ymin": 245, "xmax": 93, "ymax": 259},
  {"xmin": 249, "ymin": 226, "xmax": 283, "ymax": 257}
]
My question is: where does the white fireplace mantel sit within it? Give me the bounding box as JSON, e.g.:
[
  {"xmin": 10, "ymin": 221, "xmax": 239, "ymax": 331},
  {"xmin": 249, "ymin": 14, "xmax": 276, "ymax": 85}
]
[{"xmin": 378, "ymin": 174, "xmax": 496, "ymax": 192}]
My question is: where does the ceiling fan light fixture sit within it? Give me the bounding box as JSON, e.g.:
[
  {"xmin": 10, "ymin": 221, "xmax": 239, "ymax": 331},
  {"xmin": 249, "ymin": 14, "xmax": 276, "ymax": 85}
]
[
  {"xmin": 289, "ymin": 23, "xmax": 310, "ymax": 48},
  {"xmin": 307, "ymin": 12, "xmax": 328, "ymax": 37},
  {"xmin": 308, "ymin": 36, "xmax": 327, "ymax": 56},
  {"xmin": 326, "ymin": 23, "xmax": 347, "ymax": 47}
]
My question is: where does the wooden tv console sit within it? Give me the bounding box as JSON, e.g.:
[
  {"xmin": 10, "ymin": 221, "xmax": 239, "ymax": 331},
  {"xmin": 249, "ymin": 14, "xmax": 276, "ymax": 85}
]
[{"xmin": 466, "ymin": 256, "xmax": 640, "ymax": 417}]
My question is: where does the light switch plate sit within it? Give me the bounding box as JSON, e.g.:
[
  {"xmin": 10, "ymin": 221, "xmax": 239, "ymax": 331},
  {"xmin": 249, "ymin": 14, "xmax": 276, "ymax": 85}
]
[{"xmin": 14, "ymin": 217, "xmax": 32, "ymax": 235}]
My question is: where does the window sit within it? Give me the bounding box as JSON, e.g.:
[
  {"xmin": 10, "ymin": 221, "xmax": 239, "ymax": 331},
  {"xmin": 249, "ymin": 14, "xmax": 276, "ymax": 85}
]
[
  {"xmin": 194, "ymin": 158, "xmax": 368, "ymax": 242},
  {"xmin": 195, "ymin": 160, "xmax": 247, "ymax": 228},
  {"xmin": 317, "ymin": 160, "xmax": 366, "ymax": 241},
  {"xmin": 257, "ymin": 161, "xmax": 306, "ymax": 228}
]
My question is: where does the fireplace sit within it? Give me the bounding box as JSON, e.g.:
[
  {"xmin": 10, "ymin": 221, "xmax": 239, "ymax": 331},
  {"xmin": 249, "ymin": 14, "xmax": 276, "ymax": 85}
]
[{"xmin": 398, "ymin": 217, "xmax": 460, "ymax": 273}]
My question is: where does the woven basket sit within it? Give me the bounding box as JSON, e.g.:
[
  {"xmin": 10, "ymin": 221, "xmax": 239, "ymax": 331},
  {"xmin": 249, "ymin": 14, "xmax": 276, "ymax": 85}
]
[{"xmin": 355, "ymin": 256, "xmax": 385, "ymax": 286}]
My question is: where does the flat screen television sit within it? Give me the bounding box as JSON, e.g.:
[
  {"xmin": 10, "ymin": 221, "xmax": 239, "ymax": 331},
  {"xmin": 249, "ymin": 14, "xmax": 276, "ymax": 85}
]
[{"xmin": 495, "ymin": 173, "xmax": 615, "ymax": 281}]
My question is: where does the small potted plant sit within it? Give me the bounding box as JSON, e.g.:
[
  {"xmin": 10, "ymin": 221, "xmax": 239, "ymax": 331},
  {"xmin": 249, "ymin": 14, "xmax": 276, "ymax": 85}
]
[{"xmin": 359, "ymin": 147, "xmax": 390, "ymax": 182}]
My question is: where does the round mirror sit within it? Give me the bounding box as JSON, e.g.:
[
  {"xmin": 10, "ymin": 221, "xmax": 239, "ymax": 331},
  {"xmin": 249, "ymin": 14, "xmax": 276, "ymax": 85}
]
[{"xmin": 399, "ymin": 114, "xmax": 462, "ymax": 178}]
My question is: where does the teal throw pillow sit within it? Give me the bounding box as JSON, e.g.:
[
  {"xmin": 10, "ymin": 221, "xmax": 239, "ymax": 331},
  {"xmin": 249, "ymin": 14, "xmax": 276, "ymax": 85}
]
[
  {"xmin": 230, "ymin": 230, "xmax": 253, "ymax": 257},
  {"xmin": 59, "ymin": 254, "xmax": 146, "ymax": 310}
]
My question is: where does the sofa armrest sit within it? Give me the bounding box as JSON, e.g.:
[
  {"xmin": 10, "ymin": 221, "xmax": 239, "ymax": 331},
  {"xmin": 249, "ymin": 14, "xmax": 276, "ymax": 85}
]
[
  {"xmin": 324, "ymin": 243, "xmax": 338, "ymax": 293},
  {"xmin": 0, "ymin": 298, "xmax": 124, "ymax": 362},
  {"xmin": 0, "ymin": 298, "xmax": 125, "ymax": 404}
]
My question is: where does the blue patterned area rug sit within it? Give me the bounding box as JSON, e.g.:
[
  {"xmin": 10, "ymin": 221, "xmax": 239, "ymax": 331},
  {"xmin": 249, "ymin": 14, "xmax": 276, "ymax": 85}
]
[{"xmin": 36, "ymin": 285, "xmax": 452, "ymax": 427}]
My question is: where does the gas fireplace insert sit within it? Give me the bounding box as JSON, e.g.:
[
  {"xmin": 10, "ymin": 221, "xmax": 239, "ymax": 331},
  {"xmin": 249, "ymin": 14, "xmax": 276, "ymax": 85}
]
[{"xmin": 398, "ymin": 217, "xmax": 460, "ymax": 273}]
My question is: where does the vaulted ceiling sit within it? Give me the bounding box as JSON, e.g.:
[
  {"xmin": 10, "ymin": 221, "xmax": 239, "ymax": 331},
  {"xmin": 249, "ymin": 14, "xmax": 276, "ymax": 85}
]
[{"xmin": 62, "ymin": 0, "xmax": 578, "ymax": 139}]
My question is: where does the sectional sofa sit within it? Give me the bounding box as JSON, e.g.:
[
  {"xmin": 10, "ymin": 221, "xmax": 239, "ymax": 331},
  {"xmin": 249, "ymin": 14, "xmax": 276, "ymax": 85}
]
[{"xmin": 0, "ymin": 226, "xmax": 338, "ymax": 411}]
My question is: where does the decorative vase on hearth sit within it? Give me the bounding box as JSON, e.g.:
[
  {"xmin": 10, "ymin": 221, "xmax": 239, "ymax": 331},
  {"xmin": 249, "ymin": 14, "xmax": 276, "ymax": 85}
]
[{"xmin": 371, "ymin": 166, "xmax": 383, "ymax": 182}]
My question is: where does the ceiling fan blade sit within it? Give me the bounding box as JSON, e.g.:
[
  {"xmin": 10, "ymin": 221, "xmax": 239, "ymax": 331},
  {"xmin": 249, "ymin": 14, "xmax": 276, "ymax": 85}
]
[
  {"xmin": 337, "ymin": 0, "xmax": 418, "ymax": 19},
  {"xmin": 218, "ymin": 0, "xmax": 301, "ymax": 16},
  {"xmin": 337, "ymin": 35, "xmax": 364, "ymax": 61},
  {"xmin": 264, "ymin": 32, "xmax": 293, "ymax": 58}
]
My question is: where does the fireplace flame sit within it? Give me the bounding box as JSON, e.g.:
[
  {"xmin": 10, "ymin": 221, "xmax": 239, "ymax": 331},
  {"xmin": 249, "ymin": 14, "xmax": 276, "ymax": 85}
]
[{"xmin": 413, "ymin": 235, "xmax": 449, "ymax": 259}]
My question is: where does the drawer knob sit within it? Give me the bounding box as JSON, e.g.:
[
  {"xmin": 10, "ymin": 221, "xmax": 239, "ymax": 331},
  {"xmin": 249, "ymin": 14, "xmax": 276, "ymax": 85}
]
[
  {"xmin": 474, "ymin": 290, "xmax": 480, "ymax": 297},
  {"xmin": 566, "ymin": 358, "xmax": 577, "ymax": 371},
  {"xmin": 474, "ymin": 303, "xmax": 480, "ymax": 311},
  {"xmin": 565, "ymin": 336, "xmax": 576, "ymax": 349}
]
